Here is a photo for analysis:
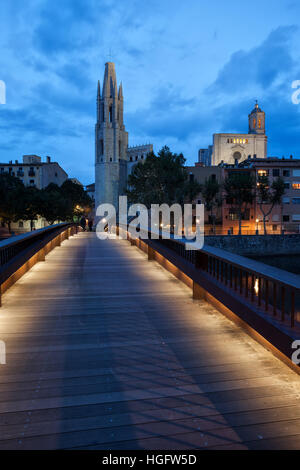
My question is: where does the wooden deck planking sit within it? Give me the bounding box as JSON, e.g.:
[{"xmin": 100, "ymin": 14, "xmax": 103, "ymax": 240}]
[{"xmin": 0, "ymin": 232, "xmax": 299, "ymax": 450}]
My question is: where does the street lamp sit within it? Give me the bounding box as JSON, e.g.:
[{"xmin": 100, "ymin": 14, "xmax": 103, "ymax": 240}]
[{"xmin": 256, "ymin": 218, "xmax": 259, "ymax": 235}]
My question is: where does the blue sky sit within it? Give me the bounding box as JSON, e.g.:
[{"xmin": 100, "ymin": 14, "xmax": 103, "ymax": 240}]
[{"xmin": 0, "ymin": 0, "xmax": 300, "ymax": 184}]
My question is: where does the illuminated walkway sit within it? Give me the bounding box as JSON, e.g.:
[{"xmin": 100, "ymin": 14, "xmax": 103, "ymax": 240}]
[{"xmin": 0, "ymin": 232, "xmax": 299, "ymax": 449}]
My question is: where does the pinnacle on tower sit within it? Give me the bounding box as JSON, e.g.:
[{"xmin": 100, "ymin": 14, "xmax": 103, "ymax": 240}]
[
  {"xmin": 102, "ymin": 62, "xmax": 117, "ymax": 97},
  {"xmin": 118, "ymin": 82, "xmax": 123, "ymax": 100}
]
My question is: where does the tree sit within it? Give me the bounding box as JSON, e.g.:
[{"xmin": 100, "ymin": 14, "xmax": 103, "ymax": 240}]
[
  {"xmin": 40, "ymin": 180, "xmax": 93, "ymax": 224},
  {"xmin": 0, "ymin": 173, "xmax": 25, "ymax": 232},
  {"xmin": 126, "ymin": 146, "xmax": 201, "ymax": 207},
  {"xmin": 201, "ymin": 176, "xmax": 221, "ymax": 234},
  {"xmin": 223, "ymin": 171, "xmax": 255, "ymax": 235},
  {"xmin": 21, "ymin": 186, "xmax": 43, "ymax": 231},
  {"xmin": 256, "ymin": 176, "xmax": 285, "ymax": 235},
  {"xmin": 60, "ymin": 180, "xmax": 93, "ymax": 221},
  {"xmin": 38, "ymin": 184, "xmax": 64, "ymax": 225}
]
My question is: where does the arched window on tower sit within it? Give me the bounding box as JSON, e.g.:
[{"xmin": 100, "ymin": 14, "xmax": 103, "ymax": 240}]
[
  {"xmin": 100, "ymin": 139, "xmax": 104, "ymax": 155},
  {"xmin": 258, "ymin": 119, "xmax": 261, "ymax": 129},
  {"xmin": 109, "ymin": 106, "xmax": 113, "ymax": 123},
  {"xmin": 253, "ymin": 118, "xmax": 256, "ymax": 128}
]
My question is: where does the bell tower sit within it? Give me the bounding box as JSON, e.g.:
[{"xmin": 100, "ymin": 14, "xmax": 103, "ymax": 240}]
[
  {"xmin": 95, "ymin": 62, "xmax": 128, "ymax": 212},
  {"xmin": 248, "ymin": 101, "xmax": 265, "ymax": 135}
]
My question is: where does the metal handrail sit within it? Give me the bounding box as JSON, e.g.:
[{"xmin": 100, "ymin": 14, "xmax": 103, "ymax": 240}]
[{"xmin": 123, "ymin": 224, "xmax": 300, "ymax": 329}]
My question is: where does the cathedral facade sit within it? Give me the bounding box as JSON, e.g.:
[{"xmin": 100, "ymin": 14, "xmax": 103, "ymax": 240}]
[
  {"xmin": 199, "ymin": 102, "xmax": 267, "ymax": 166},
  {"xmin": 95, "ymin": 62, "xmax": 152, "ymax": 211}
]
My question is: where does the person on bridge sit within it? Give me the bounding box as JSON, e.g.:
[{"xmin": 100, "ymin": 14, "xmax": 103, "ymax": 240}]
[{"xmin": 80, "ymin": 216, "xmax": 87, "ymax": 231}]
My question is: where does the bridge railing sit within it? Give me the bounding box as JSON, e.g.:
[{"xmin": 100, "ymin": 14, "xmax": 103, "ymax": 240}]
[
  {"xmin": 0, "ymin": 223, "xmax": 78, "ymax": 306},
  {"xmin": 158, "ymin": 237, "xmax": 300, "ymax": 329},
  {"xmin": 118, "ymin": 224, "xmax": 300, "ymax": 372}
]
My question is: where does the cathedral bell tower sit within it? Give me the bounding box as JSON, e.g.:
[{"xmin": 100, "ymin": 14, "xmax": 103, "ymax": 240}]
[
  {"xmin": 95, "ymin": 62, "xmax": 128, "ymax": 212},
  {"xmin": 248, "ymin": 101, "xmax": 265, "ymax": 135}
]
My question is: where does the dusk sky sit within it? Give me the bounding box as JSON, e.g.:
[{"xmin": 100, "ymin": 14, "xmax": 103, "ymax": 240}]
[{"xmin": 0, "ymin": 0, "xmax": 300, "ymax": 184}]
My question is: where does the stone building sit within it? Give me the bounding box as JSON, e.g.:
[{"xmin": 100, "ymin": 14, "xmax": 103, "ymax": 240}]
[
  {"xmin": 95, "ymin": 62, "xmax": 152, "ymax": 212},
  {"xmin": 127, "ymin": 144, "xmax": 153, "ymax": 177},
  {"xmin": 0, "ymin": 154, "xmax": 68, "ymax": 233},
  {"xmin": 0, "ymin": 155, "xmax": 68, "ymax": 189},
  {"xmin": 188, "ymin": 156, "xmax": 300, "ymax": 235},
  {"xmin": 198, "ymin": 102, "xmax": 267, "ymax": 166}
]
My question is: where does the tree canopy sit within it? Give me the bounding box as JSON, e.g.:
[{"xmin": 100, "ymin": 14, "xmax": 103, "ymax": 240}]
[
  {"xmin": 126, "ymin": 146, "xmax": 201, "ymax": 207},
  {"xmin": 256, "ymin": 175, "xmax": 285, "ymax": 234},
  {"xmin": 223, "ymin": 171, "xmax": 255, "ymax": 235},
  {"xmin": 0, "ymin": 175, "xmax": 93, "ymax": 232}
]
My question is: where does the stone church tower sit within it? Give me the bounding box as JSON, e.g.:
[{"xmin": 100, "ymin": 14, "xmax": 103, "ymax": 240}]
[
  {"xmin": 248, "ymin": 101, "xmax": 266, "ymax": 134},
  {"xmin": 95, "ymin": 62, "xmax": 128, "ymax": 211}
]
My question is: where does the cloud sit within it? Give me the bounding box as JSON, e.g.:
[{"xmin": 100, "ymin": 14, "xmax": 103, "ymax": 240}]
[{"xmin": 209, "ymin": 26, "xmax": 297, "ymax": 95}]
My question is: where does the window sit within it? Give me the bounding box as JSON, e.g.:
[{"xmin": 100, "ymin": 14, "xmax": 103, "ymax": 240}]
[
  {"xmin": 283, "ymin": 170, "xmax": 290, "ymax": 177},
  {"xmin": 258, "ymin": 170, "xmax": 268, "ymax": 177},
  {"xmin": 228, "ymin": 209, "xmax": 249, "ymax": 221},
  {"xmin": 18, "ymin": 221, "xmax": 24, "ymax": 228},
  {"xmin": 135, "ymin": 156, "xmax": 138, "ymax": 161},
  {"xmin": 100, "ymin": 139, "xmax": 104, "ymax": 155},
  {"xmin": 272, "ymin": 214, "xmax": 279, "ymax": 222},
  {"xmin": 273, "ymin": 169, "xmax": 280, "ymax": 177},
  {"xmin": 292, "ymin": 198, "xmax": 300, "ymax": 204},
  {"xmin": 272, "ymin": 225, "xmax": 278, "ymax": 231},
  {"xmin": 130, "ymin": 157, "xmax": 133, "ymax": 162},
  {"xmin": 292, "ymin": 214, "xmax": 300, "ymax": 221},
  {"xmin": 284, "ymin": 182, "xmax": 290, "ymax": 189},
  {"xmin": 283, "ymin": 215, "xmax": 290, "ymax": 222},
  {"xmin": 292, "ymin": 182, "xmax": 300, "ymax": 190},
  {"xmin": 293, "ymin": 169, "xmax": 300, "ymax": 177},
  {"xmin": 109, "ymin": 106, "xmax": 112, "ymax": 123},
  {"xmin": 253, "ymin": 118, "xmax": 256, "ymax": 128},
  {"xmin": 258, "ymin": 119, "xmax": 261, "ymax": 129},
  {"xmin": 283, "ymin": 197, "xmax": 290, "ymax": 204}
]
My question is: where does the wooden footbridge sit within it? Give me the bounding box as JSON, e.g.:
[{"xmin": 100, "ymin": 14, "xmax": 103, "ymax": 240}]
[{"xmin": 0, "ymin": 225, "xmax": 299, "ymax": 449}]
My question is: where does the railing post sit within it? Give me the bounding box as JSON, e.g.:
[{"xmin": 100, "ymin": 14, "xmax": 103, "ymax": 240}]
[
  {"xmin": 195, "ymin": 251, "xmax": 207, "ymax": 271},
  {"xmin": 281, "ymin": 286, "xmax": 285, "ymax": 322},
  {"xmin": 273, "ymin": 283, "xmax": 277, "ymax": 316},
  {"xmin": 193, "ymin": 281, "xmax": 205, "ymax": 300},
  {"xmin": 258, "ymin": 278, "xmax": 262, "ymax": 307},
  {"xmin": 148, "ymin": 245, "xmax": 155, "ymax": 261},
  {"xmin": 37, "ymin": 247, "xmax": 45, "ymax": 262},
  {"xmin": 291, "ymin": 290, "xmax": 295, "ymax": 328},
  {"xmin": 251, "ymin": 274, "xmax": 255, "ymax": 302},
  {"xmin": 265, "ymin": 280, "xmax": 269, "ymax": 312}
]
